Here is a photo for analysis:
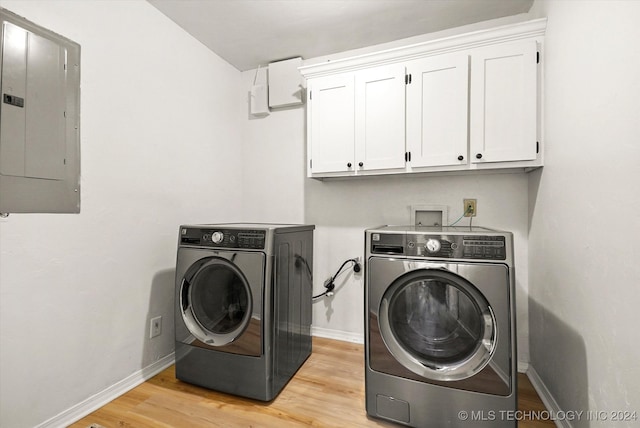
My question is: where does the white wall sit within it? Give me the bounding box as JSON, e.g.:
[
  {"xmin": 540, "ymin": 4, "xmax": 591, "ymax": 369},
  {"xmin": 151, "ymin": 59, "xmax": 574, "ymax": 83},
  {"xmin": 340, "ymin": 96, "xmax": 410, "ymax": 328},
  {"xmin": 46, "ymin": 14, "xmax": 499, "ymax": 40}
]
[
  {"xmin": 0, "ymin": 1, "xmax": 243, "ymax": 427},
  {"xmin": 526, "ymin": 1, "xmax": 640, "ymax": 425},
  {"xmin": 241, "ymin": 17, "xmax": 534, "ymax": 366},
  {"xmin": 240, "ymin": 69, "xmax": 305, "ymax": 224},
  {"xmin": 305, "ymin": 174, "xmax": 530, "ymax": 353}
]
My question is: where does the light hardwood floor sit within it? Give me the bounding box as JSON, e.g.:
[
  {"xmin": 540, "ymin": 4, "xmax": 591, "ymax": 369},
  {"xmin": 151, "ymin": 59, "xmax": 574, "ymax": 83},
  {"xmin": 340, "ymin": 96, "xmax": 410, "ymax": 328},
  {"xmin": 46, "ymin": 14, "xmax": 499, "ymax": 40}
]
[{"xmin": 72, "ymin": 337, "xmax": 554, "ymax": 427}]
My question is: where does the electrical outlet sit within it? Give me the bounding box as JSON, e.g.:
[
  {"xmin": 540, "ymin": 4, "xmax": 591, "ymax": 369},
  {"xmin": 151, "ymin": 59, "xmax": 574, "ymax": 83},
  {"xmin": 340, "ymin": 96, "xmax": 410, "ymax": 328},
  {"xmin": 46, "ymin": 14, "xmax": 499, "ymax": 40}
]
[
  {"xmin": 463, "ymin": 199, "xmax": 477, "ymax": 217},
  {"xmin": 353, "ymin": 257, "xmax": 362, "ymax": 273},
  {"xmin": 150, "ymin": 316, "xmax": 162, "ymax": 339}
]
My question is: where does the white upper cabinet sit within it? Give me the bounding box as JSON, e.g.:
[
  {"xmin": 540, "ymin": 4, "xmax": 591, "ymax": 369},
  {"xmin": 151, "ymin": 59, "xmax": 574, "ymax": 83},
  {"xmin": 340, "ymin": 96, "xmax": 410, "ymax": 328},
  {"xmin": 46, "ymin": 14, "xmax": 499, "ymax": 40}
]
[
  {"xmin": 307, "ymin": 65, "xmax": 406, "ymax": 176},
  {"xmin": 406, "ymin": 54, "xmax": 469, "ymax": 168},
  {"xmin": 355, "ymin": 64, "xmax": 406, "ymax": 172},
  {"xmin": 470, "ymin": 40, "xmax": 538, "ymax": 164},
  {"xmin": 300, "ymin": 18, "xmax": 546, "ymax": 179},
  {"xmin": 307, "ymin": 74, "xmax": 355, "ymax": 174}
]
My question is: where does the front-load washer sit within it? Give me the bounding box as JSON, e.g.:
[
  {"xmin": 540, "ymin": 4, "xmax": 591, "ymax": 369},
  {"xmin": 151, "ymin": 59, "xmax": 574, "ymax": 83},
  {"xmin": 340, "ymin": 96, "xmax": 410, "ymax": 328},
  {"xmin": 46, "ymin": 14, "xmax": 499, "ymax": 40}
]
[
  {"xmin": 175, "ymin": 223, "xmax": 314, "ymax": 401},
  {"xmin": 365, "ymin": 226, "xmax": 516, "ymax": 427}
]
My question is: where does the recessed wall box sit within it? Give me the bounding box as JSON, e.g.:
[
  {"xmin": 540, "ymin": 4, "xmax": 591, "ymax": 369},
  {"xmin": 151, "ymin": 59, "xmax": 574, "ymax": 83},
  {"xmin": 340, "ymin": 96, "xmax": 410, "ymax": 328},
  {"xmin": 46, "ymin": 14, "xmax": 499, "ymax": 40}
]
[
  {"xmin": 268, "ymin": 57, "xmax": 303, "ymax": 108},
  {"xmin": 0, "ymin": 8, "xmax": 81, "ymax": 214},
  {"xmin": 411, "ymin": 204, "xmax": 449, "ymax": 227}
]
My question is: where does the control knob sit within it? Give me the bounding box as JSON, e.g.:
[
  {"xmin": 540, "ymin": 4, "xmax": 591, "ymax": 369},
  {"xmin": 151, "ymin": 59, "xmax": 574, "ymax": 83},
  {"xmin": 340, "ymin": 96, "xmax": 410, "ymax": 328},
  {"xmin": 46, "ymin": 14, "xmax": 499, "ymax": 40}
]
[
  {"xmin": 211, "ymin": 231, "xmax": 224, "ymax": 244},
  {"xmin": 425, "ymin": 238, "xmax": 441, "ymax": 253}
]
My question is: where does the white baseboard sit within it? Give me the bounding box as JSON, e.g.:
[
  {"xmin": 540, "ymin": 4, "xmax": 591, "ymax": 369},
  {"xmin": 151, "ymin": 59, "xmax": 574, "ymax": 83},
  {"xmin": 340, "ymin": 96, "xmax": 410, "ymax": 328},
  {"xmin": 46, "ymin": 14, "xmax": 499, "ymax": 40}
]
[
  {"xmin": 311, "ymin": 326, "xmax": 364, "ymax": 344},
  {"xmin": 518, "ymin": 360, "xmax": 529, "ymax": 373},
  {"xmin": 36, "ymin": 353, "xmax": 175, "ymax": 428},
  {"xmin": 526, "ymin": 365, "xmax": 568, "ymax": 428}
]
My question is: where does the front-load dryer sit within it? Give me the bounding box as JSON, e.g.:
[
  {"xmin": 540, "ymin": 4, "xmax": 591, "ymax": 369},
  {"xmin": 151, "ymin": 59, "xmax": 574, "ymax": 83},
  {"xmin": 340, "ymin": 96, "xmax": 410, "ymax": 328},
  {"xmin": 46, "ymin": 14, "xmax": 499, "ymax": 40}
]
[
  {"xmin": 365, "ymin": 226, "xmax": 517, "ymax": 427},
  {"xmin": 175, "ymin": 223, "xmax": 314, "ymax": 401}
]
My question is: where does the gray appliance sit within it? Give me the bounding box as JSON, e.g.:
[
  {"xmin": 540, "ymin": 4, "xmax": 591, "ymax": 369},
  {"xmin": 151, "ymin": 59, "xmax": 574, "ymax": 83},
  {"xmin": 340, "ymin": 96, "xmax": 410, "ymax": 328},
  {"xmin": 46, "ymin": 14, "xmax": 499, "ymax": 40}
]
[
  {"xmin": 365, "ymin": 226, "xmax": 516, "ymax": 427},
  {"xmin": 175, "ymin": 223, "xmax": 314, "ymax": 401}
]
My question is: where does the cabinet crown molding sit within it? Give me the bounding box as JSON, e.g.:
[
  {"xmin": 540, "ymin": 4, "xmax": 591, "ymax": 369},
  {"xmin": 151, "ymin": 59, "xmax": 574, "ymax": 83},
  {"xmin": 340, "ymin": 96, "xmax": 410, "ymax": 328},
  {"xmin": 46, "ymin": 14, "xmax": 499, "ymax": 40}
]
[{"xmin": 300, "ymin": 18, "xmax": 547, "ymax": 79}]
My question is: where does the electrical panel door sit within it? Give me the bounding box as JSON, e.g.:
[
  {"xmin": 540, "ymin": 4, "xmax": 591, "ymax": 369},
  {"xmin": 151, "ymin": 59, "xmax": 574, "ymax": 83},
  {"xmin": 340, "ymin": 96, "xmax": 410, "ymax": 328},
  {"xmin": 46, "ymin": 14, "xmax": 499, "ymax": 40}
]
[{"xmin": 0, "ymin": 8, "xmax": 80, "ymax": 214}]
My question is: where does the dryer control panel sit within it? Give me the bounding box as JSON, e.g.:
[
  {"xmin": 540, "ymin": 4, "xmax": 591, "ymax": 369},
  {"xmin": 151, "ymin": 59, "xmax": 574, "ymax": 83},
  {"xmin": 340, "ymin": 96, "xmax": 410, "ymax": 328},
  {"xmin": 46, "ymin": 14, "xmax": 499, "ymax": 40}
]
[
  {"xmin": 370, "ymin": 231, "xmax": 506, "ymax": 261},
  {"xmin": 180, "ymin": 227, "xmax": 266, "ymax": 249}
]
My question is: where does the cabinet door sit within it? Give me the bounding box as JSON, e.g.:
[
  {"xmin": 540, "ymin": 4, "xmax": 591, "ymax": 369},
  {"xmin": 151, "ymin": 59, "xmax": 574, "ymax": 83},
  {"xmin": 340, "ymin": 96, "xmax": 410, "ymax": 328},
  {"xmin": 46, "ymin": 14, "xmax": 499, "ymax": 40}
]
[
  {"xmin": 406, "ymin": 54, "xmax": 469, "ymax": 167},
  {"xmin": 308, "ymin": 74, "xmax": 355, "ymax": 174},
  {"xmin": 354, "ymin": 64, "xmax": 406, "ymax": 171},
  {"xmin": 470, "ymin": 40, "xmax": 537, "ymax": 163}
]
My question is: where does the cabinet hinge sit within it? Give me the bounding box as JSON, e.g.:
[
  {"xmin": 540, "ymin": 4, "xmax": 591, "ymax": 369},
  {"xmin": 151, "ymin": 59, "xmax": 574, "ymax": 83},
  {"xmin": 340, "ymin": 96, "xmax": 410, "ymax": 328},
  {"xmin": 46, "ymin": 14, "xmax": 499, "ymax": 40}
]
[{"xmin": 536, "ymin": 51, "xmax": 540, "ymax": 64}]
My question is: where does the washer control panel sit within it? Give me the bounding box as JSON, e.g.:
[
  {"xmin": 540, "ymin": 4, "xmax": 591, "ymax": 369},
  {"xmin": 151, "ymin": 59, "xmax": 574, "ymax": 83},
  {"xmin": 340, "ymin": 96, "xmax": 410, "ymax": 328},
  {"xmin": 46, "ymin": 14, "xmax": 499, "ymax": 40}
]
[
  {"xmin": 370, "ymin": 232, "xmax": 506, "ymax": 260},
  {"xmin": 181, "ymin": 227, "xmax": 266, "ymax": 249},
  {"xmin": 459, "ymin": 236, "xmax": 506, "ymax": 260}
]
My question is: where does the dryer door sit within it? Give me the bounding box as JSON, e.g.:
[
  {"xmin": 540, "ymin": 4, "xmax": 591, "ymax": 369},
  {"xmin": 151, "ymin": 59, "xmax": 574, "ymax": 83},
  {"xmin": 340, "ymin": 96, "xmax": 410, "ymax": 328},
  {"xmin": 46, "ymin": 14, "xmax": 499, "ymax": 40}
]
[
  {"xmin": 179, "ymin": 252, "xmax": 264, "ymax": 356},
  {"xmin": 377, "ymin": 267, "xmax": 496, "ymax": 382}
]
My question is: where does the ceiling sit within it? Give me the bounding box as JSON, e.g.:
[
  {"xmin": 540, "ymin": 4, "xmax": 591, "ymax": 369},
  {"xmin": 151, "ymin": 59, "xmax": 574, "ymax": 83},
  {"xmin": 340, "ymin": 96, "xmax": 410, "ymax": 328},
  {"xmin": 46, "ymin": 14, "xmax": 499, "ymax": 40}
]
[{"xmin": 147, "ymin": 0, "xmax": 534, "ymax": 72}]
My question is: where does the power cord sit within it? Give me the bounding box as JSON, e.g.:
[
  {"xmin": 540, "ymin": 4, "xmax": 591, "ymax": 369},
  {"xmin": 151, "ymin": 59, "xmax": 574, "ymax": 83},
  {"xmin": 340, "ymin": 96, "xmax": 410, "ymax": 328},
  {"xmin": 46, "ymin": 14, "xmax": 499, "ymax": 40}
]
[
  {"xmin": 313, "ymin": 258, "xmax": 361, "ymax": 299},
  {"xmin": 448, "ymin": 205, "xmax": 473, "ymax": 226}
]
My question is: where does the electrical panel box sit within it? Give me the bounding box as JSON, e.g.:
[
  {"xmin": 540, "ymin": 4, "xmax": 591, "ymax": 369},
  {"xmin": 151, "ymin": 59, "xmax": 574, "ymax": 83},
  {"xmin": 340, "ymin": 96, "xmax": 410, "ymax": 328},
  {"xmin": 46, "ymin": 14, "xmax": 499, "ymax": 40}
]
[
  {"xmin": 0, "ymin": 8, "xmax": 80, "ymax": 214},
  {"xmin": 268, "ymin": 57, "xmax": 303, "ymax": 108}
]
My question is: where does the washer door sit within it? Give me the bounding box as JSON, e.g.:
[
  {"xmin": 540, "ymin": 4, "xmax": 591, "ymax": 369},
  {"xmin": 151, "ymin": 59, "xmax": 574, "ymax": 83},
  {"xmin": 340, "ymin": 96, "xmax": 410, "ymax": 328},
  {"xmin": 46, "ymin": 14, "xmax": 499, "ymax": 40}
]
[
  {"xmin": 180, "ymin": 256, "xmax": 254, "ymax": 348},
  {"xmin": 378, "ymin": 268, "xmax": 496, "ymax": 382}
]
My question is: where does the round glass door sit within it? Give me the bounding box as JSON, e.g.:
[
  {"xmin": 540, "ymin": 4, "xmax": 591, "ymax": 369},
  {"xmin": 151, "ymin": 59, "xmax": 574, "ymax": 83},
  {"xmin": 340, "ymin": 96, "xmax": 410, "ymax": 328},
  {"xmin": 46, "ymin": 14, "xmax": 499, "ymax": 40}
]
[
  {"xmin": 180, "ymin": 257, "xmax": 252, "ymax": 347},
  {"xmin": 378, "ymin": 269, "xmax": 496, "ymax": 381}
]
